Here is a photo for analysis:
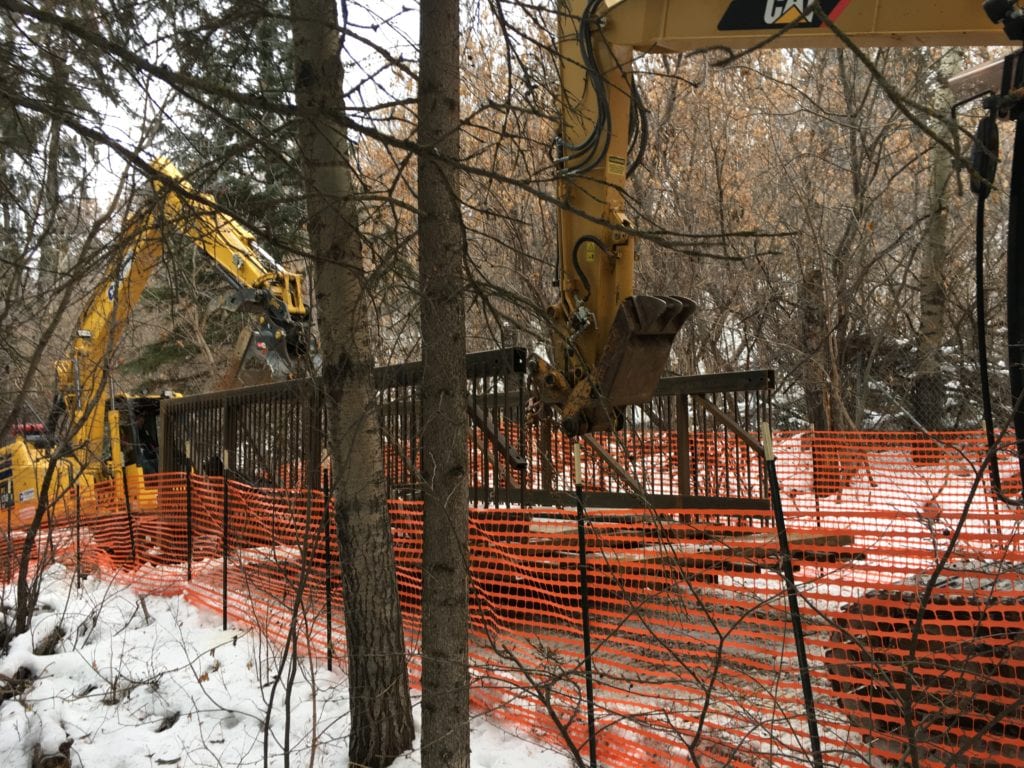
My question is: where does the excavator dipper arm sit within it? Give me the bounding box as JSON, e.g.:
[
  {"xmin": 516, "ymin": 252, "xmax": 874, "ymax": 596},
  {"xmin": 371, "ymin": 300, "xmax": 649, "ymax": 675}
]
[
  {"xmin": 534, "ymin": 0, "xmax": 1008, "ymax": 436},
  {"xmin": 150, "ymin": 157, "xmax": 311, "ymax": 378}
]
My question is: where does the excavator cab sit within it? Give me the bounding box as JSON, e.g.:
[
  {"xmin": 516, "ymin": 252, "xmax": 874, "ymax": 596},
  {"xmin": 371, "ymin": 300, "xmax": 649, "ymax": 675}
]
[{"xmin": 114, "ymin": 395, "xmax": 165, "ymax": 474}]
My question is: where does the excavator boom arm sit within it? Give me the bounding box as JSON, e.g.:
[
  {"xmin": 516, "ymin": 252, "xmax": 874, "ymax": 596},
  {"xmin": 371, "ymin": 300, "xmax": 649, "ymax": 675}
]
[
  {"xmin": 54, "ymin": 158, "xmax": 311, "ymax": 477},
  {"xmin": 600, "ymin": 0, "xmax": 1006, "ymax": 51},
  {"xmin": 151, "ymin": 157, "xmax": 307, "ymax": 320}
]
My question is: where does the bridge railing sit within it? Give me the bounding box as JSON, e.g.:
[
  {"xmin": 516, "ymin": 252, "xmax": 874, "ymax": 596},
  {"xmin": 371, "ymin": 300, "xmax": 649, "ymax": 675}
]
[{"xmin": 159, "ymin": 348, "xmax": 774, "ymax": 510}]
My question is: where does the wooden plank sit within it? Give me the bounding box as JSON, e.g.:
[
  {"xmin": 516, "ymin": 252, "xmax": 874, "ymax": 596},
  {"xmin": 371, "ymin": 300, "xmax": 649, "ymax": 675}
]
[
  {"xmin": 712, "ymin": 531, "xmax": 856, "ymax": 560},
  {"xmin": 597, "ymin": 544, "xmax": 760, "ymax": 575},
  {"xmin": 591, "ymin": 531, "xmax": 861, "ymax": 571},
  {"xmin": 513, "ymin": 488, "xmax": 772, "ymax": 510}
]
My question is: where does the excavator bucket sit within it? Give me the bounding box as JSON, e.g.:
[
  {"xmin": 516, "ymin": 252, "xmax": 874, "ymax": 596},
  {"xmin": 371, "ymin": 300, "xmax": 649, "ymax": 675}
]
[{"xmin": 594, "ymin": 295, "xmax": 696, "ymax": 408}]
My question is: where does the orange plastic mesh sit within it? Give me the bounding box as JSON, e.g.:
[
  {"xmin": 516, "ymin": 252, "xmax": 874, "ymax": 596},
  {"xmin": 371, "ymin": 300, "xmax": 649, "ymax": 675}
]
[{"xmin": 3, "ymin": 430, "xmax": 1024, "ymax": 767}]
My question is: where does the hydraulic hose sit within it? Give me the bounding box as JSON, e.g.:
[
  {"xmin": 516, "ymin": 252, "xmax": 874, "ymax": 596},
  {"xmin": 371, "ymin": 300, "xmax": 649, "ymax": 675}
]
[
  {"xmin": 972, "ymin": 113, "xmax": 1006, "ymax": 494},
  {"xmin": 1009, "ymin": 117, "xmax": 1024, "ymax": 484},
  {"xmin": 761, "ymin": 423, "xmax": 823, "ymax": 768},
  {"xmin": 571, "ymin": 235, "xmax": 606, "ymax": 302},
  {"xmin": 972, "ymin": 108, "xmax": 1024, "ymax": 504}
]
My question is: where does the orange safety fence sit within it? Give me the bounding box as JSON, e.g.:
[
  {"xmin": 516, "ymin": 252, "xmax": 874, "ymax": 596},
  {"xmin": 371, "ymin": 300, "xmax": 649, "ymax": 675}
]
[{"xmin": 3, "ymin": 430, "xmax": 1024, "ymax": 767}]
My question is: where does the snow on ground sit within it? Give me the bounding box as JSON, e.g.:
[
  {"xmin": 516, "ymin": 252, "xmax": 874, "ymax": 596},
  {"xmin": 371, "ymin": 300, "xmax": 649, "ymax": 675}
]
[{"xmin": 0, "ymin": 566, "xmax": 568, "ymax": 768}]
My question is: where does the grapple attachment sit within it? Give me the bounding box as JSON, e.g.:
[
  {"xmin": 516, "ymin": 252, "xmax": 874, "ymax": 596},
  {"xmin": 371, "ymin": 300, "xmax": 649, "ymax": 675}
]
[
  {"xmin": 222, "ymin": 321, "xmax": 314, "ymax": 388},
  {"xmin": 243, "ymin": 325, "xmax": 298, "ymax": 379}
]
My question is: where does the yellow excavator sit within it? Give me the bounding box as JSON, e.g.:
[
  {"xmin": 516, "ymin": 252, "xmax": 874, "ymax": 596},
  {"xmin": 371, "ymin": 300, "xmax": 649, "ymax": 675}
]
[
  {"xmin": 0, "ymin": 158, "xmax": 311, "ymax": 520},
  {"xmin": 529, "ymin": 0, "xmax": 1010, "ymax": 435}
]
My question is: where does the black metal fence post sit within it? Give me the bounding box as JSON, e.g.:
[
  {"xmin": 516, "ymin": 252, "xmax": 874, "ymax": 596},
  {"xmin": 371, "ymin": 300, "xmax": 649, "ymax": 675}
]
[
  {"xmin": 573, "ymin": 443, "xmax": 598, "ymax": 768},
  {"xmin": 221, "ymin": 448, "xmax": 229, "ymax": 631},
  {"xmin": 75, "ymin": 491, "xmax": 82, "ymax": 584},
  {"xmin": 4, "ymin": 502, "xmax": 10, "ymax": 582},
  {"xmin": 185, "ymin": 440, "xmax": 193, "ymax": 582},
  {"xmin": 322, "ymin": 468, "xmax": 333, "ymax": 671},
  {"xmin": 762, "ymin": 423, "xmax": 823, "ymax": 768},
  {"xmin": 122, "ymin": 469, "xmax": 137, "ymax": 563}
]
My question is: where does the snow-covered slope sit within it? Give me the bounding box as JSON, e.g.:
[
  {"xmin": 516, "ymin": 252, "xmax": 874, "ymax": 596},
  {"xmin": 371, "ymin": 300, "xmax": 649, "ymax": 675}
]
[{"xmin": 0, "ymin": 566, "xmax": 566, "ymax": 768}]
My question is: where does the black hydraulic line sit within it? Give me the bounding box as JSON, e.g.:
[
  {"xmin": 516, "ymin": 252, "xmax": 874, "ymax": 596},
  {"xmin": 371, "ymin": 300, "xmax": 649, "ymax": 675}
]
[
  {"xmin": 571, "ymin": 236, "xmax": 605, "ymax": 301},
  {"xmin": 762, "ymin": 424, "xmax": 823, "ymax": 768},
  {"xmin": 627, "ymin": 76, "xmax": 649, "ymax": 177},
  {"xmin": 558, "ymin": 0, "xmax": 612, "ymax": 176},
  {"xmin": 553, "ymin": 0, "xmax": 611, "ymax": 294},
  {"xmin": 975, "ymin": 198, "xmax": 1005, "ymax": 494},
  {"xmin": 972, "ymin": 113, "xmax": 1007, "ymax": 496},
  {"xmin": 1008, "ymin": 116, "xmax": 1024, "ymax": 485}
]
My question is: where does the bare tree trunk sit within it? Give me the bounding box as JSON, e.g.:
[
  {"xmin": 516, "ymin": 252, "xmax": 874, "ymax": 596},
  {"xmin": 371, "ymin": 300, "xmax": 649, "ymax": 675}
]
[
  {"xmin": 910, "ymin": 49, "xmax": 960, "ymax": 430},
  {"xmin": 800, "ymin": 268, "xmax": 830, "ymax": 431},
  {"xmin": 289, "ymin": 2, "xmax": 413, "ymax": 765},
  {"xmin": 14, "ymin": 458, "xmax": 59, "ymax": 635},
  {"xmin": 418, "ymin": 0, "xmax": 470, "ymax": 762}
]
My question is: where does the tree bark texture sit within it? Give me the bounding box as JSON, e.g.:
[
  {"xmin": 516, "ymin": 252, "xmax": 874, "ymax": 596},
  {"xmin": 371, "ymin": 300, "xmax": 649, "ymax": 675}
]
[
  {"xmin": 418, "ymin": 0, "xmax": 470, "ymax": 763},
  {"xmin": 800, "ymin": 268, "xmax": 830, "ymax": 431},
  {"xmin": 289, "ymin": 1, "xmax": 413, "ymax": 765},
  {"xmin": 910, "ymin": 50, "xmax": 960, "ymax": 431}
]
